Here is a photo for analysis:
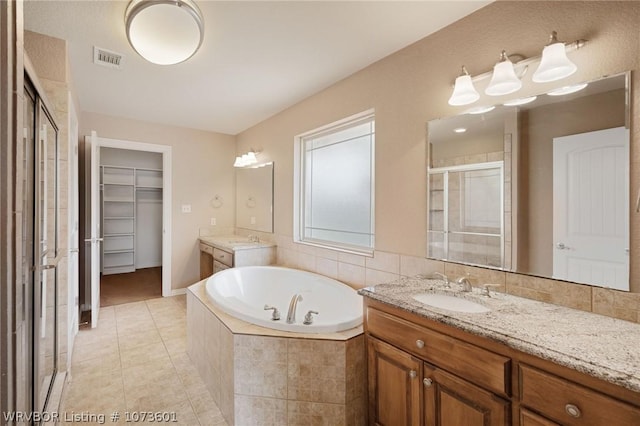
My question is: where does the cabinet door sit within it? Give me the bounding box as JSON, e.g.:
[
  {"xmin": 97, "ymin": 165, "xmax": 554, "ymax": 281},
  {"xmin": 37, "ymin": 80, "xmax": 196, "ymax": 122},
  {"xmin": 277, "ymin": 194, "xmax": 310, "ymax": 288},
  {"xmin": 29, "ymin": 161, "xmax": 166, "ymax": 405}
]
[
  {"xmin": 423, "ymin": 364, "xmax": 510, "ymax": 426},
  {"xmin": 520, "ymin": 409, "xmax": 559, "ymax": 426},
  {"xmin": 200, "ymin": 251, "xmax": 214, "ymax": 280},
  {"xmin": 368, "ymin": 336, "xmax": 422, "ymax": 426}
]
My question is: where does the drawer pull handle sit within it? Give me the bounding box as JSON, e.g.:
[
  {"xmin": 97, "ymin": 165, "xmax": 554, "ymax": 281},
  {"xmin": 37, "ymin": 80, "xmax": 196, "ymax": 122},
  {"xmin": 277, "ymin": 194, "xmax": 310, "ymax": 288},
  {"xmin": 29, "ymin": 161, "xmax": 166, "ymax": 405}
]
[
  {"xmin": 416, "ymin": 339, "xmax": 425, "ymax": 349},
  {"xmin": 423, "ymin": 378, "xmax": 433, "ymax": 387},
  {"xmin": 565, "ymin": 404, "xmax": 581, "ymax": 418},
  {"xmin": 409, "ymin": 370, "xmax": 417, "ymax": 379}
]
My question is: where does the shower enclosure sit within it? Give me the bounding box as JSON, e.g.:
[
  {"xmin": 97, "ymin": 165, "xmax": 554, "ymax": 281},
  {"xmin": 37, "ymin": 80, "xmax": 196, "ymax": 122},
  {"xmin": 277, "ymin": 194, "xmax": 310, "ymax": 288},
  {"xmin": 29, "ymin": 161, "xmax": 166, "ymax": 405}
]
[
  {"xmin": 23, "ymin": 73, "xmax": 60, "ymax": 415},
  {"xmin": 428, "ymin": 162, "xmax": 504, "ymax": 269}
]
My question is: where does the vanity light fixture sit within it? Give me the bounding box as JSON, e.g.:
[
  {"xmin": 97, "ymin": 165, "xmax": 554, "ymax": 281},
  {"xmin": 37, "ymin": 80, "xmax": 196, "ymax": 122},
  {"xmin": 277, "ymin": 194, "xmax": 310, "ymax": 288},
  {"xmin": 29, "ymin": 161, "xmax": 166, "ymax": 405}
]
[
  {"xmin": 233, "ymin": 150, "xmax": 260, "ymax": 168},
  {"xmin": 547, "ymin": 83, "xmax": 588, "ymax": 96},
  {"xmin": 503, "ymin": 96, "xmax": 538, "ymax": 106},
  {"xmin": 485, "ymin": 51, "xmax": 522, "ymax": 96},
  {"xmin": 125, "ymin": 0, "xmax": 205, "ymax": 65},
  {"xmin": 532, "ymin": 31, "xmax": 578, "ymax": 83},
  {"xmin": 447, "ymin": 30, "xmax": 587, "ymax": 107},
  {"xmin": 448, "ymin": 66, "xmax": 480, "ymax": 106}
]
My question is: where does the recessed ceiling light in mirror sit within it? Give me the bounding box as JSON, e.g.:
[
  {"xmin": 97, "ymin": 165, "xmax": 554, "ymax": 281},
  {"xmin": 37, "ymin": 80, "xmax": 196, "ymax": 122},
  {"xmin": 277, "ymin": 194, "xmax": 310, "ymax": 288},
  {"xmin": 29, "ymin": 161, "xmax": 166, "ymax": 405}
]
[
  {"xmin": 453, "ymin": 127, "xmax": 467, "ymax": 133},
  {"xmin": 547, "ymin": 83, "xmax": 588, "ymax": 97},
  {"xmin": 503, "ymin": 96, "xmax": 538, "ymax": 106}
]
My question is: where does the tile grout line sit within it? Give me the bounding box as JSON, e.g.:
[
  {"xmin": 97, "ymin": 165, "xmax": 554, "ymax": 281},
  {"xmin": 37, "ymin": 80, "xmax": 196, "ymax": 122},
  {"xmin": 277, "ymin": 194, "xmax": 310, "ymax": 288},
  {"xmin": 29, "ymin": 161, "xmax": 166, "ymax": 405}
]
[
  {"xmin": 148, "ymin": 298, "xmax": 206, "ymax": 426},
  {"xmin": 114, "ymin": 306, "xmax": 128, "ymax": 416}
]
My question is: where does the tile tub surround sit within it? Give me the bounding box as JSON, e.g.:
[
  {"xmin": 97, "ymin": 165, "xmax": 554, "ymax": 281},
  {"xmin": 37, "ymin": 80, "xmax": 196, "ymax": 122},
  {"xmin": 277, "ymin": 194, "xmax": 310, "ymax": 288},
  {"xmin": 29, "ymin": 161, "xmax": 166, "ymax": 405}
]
[
  {"xmin": 187, "ymin": 281, "xmax": 366, "ymax": 426},
  {"xmin": 358, "ymin": 276, "xmax": 640, "ymax": 393},
  {"xmin": 270, "ymin": 234, "xmax": 640, "ymax": 324}
]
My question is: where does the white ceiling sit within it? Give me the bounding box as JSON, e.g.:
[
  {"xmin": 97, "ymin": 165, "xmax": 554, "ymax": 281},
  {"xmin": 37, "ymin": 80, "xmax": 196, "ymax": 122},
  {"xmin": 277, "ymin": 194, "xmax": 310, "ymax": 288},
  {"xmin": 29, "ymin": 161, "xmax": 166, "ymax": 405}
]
[{"xmin": 24, "ymin": 1, "xmax": 491, "ymax": 135}]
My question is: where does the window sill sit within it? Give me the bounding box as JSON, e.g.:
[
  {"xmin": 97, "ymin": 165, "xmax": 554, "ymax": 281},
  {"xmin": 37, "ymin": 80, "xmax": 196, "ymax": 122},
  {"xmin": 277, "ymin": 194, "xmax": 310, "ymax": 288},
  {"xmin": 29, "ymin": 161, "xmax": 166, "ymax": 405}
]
[{"xmin": 294, "ymin": 239, "xmax": 374, "ymax": 258}]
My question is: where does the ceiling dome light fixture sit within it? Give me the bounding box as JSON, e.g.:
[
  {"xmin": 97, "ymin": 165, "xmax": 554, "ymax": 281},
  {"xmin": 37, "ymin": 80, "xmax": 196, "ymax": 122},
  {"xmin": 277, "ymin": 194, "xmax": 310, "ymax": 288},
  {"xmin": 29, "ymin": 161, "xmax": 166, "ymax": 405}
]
[
  {"xmin": 532, "ymin": 31, "xmax": 577, "ymax": 83},
  {"xmin": 485, "ymin": 50, "xmax": 522, "ymax": 97},
  {"xmin": 125, "ymin": 0, "xmax": 204, "ymax": 65},
  {"xmin": 448, "ymin": 66, "xmax": 480, "ymax": 106}
]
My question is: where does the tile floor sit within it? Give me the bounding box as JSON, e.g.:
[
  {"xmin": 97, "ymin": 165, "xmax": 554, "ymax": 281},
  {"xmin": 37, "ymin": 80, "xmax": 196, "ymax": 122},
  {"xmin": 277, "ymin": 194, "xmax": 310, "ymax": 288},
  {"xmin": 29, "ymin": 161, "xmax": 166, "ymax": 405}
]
[{"xmin": 61, "ymin": 295, "xmax": 228, "ymax": 425}]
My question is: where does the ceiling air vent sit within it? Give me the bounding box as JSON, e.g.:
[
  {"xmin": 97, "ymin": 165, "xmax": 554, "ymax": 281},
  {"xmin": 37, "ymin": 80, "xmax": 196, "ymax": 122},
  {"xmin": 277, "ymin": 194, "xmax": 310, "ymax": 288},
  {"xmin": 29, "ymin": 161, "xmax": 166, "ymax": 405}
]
[{"xmin": 93, "ymin": 46, "xmax": 123, "ymax": 69}]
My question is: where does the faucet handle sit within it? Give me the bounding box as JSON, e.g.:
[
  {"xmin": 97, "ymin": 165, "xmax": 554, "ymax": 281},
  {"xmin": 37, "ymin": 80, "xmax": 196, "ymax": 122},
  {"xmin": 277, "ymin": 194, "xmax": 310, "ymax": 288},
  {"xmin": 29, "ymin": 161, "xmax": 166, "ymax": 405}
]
[
  {"xmin": 430, "ymin": 272, "xmax": 450, "ymax": 288},
  {"xmin": 264, "ymin": 305, "xmax": 281, "ymax": 321},
  {"xmin": 303, "ymin": 310, "xmax": 319, "ymax": 325},
  {"xmin": 481, "ymin": 284, "xmax": 502, "ymax": 297}
]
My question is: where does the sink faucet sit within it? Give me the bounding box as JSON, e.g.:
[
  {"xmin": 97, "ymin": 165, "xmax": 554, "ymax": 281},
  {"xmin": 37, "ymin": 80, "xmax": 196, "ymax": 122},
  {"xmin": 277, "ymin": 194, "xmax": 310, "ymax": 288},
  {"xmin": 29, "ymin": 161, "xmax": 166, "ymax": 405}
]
[
  {"xmin": 286, "ymin": 294, "xmax": 304, "ymax": 324},
  {"xmin": 457, "ymin": 276, "xmax": 473, "ymax": 292},
  {"xmin": 431, "ymin": 272, "xmax": 450, "ymax": 288},
  {"xmin": 248, "ymin": 234, "xmax": 259, "ymax": 243}
]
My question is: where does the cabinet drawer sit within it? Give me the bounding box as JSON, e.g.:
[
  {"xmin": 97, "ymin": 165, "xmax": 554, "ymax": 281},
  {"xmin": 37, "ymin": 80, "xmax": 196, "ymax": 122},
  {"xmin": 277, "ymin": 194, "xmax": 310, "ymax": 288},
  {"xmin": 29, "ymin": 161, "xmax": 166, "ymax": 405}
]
[
  {"xmin": 214, "ymin": 261, "xmax": 230, "ymax": 274},
  {"xmin": 520, "ymin": 364, "xmax": 640, "ymax": 426},
  {"xmin": 366, "ymin": 307, "xmax": 510, "ymax": 396},
  {"xmin": 213, "ymin": 248, "xmax": 233, "ymax": 267},
  {"xmin": 199, "ymin": 243, "xmax": 214, "ymax": 255}
]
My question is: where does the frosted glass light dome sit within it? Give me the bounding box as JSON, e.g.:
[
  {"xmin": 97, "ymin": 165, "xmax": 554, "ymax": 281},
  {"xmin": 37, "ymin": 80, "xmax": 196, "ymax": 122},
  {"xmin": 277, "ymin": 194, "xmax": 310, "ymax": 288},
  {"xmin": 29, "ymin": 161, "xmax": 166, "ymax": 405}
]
[
  {"xmin": 125, "ymin": 0, "xmax": 204, "ymax": 65},
  {"xmin": 533, "ymin": 41, "xmax": 577, "ymax": 83},
  {"xmin": 485, "ymin": 52, "xmax": 522, "ymax": 96},
  {"xmin": 448, "ymin": 73, "xmax": 480, "ymax": 106}
]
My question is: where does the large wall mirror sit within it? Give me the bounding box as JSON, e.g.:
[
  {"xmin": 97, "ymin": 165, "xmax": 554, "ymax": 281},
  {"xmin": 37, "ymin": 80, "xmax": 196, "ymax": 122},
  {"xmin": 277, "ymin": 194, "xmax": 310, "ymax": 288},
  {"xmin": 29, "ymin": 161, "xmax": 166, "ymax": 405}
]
[
  {"xmin": 427, "ymin": 72, "xmax": 630, "ymax": 291},
  {"xmin": 235, "ymin": 163, "xmax": 274, "ymax": 233}
]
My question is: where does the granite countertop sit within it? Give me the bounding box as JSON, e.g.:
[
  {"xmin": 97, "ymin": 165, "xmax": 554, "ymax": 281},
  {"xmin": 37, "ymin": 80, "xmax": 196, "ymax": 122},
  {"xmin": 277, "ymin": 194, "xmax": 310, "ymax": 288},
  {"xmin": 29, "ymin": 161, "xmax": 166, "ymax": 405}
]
[
  {"xmin": 358, "ymin": 276, "xmax": 640, "ymax": 393},
  {"xmin": 199, "ymin": 235, "xmax": 275, "ymax": 252}
]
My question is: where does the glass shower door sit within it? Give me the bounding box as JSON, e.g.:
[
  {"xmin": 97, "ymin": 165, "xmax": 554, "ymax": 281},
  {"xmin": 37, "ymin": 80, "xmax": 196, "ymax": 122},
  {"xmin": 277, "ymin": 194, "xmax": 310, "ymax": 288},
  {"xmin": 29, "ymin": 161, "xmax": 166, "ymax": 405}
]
[
  {"xmin": 33, "ymin": 101, "xmax": 59, "ymax": 413},
  {"xmin": 428, "ymin": 162, "xmax": 504, "ymax": 268}
]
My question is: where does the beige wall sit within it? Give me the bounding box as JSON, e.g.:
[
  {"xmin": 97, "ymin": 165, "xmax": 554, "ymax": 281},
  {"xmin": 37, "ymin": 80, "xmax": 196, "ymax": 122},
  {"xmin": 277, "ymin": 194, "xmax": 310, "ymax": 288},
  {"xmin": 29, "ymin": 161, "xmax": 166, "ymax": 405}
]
[
  {"xmin": 236, "ymin": 1, "xmax": 640, "ymax": 292},
  {"xmin": 80, "ymin": 113, "xmax": 236, "ymax": 290},
  {"xmin": 519, "ymin": 89, "xmax": 626, "ymax": 276}
]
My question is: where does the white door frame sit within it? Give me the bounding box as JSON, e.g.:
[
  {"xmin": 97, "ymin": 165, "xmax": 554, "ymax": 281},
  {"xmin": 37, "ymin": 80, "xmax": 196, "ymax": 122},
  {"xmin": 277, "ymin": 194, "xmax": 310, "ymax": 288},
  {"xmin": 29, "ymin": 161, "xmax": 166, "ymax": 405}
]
[
  {"xmin": 91, "ymin": 136, "xmax": 173, "ymax": 298},
  {"xmin": 67, "ymin": 93, "xmax": 79, "ymax": 368}
]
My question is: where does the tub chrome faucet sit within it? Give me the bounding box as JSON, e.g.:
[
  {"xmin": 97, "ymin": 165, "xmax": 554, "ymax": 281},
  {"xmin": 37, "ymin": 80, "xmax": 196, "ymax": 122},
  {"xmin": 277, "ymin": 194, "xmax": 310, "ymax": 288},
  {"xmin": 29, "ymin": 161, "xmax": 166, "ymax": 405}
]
[{"xmin": 286, "ymin": 294, "xmax": 304, "ymax": 324}]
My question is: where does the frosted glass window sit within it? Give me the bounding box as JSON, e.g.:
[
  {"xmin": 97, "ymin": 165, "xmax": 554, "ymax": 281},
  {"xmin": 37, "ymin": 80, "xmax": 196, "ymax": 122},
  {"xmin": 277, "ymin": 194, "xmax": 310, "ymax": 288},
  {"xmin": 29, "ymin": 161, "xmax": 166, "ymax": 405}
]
[{"xmin": 296, "ymin": 112, "xmax": 375, "ymax": 252}]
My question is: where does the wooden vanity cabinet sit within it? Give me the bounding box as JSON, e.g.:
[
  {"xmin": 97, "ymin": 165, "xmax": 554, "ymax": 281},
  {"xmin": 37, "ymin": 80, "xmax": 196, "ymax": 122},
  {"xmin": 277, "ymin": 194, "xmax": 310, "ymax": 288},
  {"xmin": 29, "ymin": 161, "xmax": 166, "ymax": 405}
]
[
  {"xmin": 200, "ymin": 243, "xmax": 233, "ymax": 279},
  {"xmin": 423, "ymin": 364, "xmax": 510, "ymax": 426},
  {"xmin": 199, "ymin": 243, "xmax": 214, "ymax": 279},
  {"xmin": 366, "ymin": 304, "xmax": 510, "ymax": 426},
  {"xmin": 367, "ymin": 337, "xmax": 421, "ymax": 426},
  {"xmin": 364, "ymin": 298, "xmax": 640, "ymax": 426}
]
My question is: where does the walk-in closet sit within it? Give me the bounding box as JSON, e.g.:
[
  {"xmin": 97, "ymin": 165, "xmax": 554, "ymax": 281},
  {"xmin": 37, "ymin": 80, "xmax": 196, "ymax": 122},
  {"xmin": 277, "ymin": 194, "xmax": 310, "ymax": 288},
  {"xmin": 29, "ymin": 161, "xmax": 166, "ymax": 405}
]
[{"xmin": 100, "ymin": 148, "xmax": 163, "ymax": 305}]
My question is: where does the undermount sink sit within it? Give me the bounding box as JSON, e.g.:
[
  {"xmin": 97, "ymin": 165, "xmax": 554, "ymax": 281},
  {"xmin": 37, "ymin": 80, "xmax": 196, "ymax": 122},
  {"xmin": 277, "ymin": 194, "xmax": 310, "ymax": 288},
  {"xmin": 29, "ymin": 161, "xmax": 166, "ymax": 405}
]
[{"xmin": 412, "ymin": 293, "xmax": 490, "ymax": 314}]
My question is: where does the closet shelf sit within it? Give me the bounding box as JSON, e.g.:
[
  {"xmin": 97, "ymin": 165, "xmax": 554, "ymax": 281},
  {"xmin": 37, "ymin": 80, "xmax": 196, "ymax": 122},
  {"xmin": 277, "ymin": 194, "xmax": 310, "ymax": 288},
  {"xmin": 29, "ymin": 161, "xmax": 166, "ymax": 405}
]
[
  {"xmin": 104, "ymin": 232, "xmax": 134, "ymax": 237},
  {"xmin": 104, "ymin": 249, "xmax": 134, "ymax": 255},
  {"xmin": 103, "ymin": 198, "xmax": 135, "ymax": 203},
  {"xmin": 102, "ymin": 182, "xmax": 134, "ymax": 187}
]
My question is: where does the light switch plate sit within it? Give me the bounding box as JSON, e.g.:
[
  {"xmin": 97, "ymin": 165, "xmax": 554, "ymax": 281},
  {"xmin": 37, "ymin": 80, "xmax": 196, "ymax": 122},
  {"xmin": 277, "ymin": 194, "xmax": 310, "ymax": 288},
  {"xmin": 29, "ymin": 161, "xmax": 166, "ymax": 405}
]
[
  {"xmin": 181, "ymin": 204, "xmax": 191, "ymax": 213},
  {"xmin": 210, "ymin": 218, "xmax": 217, "ymax": 226},
  {"xmin": 250, "ymin": 216, "xmax": 256, "ymax": 225}
]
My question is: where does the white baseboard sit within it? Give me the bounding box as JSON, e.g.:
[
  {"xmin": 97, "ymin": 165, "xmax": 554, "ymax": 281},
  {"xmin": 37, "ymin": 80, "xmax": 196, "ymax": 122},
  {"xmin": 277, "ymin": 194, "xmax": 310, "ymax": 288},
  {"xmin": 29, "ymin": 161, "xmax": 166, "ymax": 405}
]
[{"xmin": 170, "ymin": 288, "xmax": 187, "ymax": 296}]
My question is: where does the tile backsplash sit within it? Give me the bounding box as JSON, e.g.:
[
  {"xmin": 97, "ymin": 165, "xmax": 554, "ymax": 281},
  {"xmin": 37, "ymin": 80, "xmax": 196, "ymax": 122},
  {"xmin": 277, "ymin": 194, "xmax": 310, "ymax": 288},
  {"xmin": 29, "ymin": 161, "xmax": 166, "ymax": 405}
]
[{"xmin": 233, "ymin": 231, "xmax": 640, "ymax": 324}]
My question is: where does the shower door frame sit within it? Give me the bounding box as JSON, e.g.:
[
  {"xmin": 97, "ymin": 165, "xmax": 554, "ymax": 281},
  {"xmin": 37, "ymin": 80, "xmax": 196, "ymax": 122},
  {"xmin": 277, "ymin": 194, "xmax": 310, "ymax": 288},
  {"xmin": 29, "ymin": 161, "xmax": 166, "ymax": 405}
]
[
  {"xmin": 427, "ymin": 161, "xmax": 505, "ymax": 269},
  {"xmin": 24, "ymin": 70, "xmax": 62, "ymax": 416}
]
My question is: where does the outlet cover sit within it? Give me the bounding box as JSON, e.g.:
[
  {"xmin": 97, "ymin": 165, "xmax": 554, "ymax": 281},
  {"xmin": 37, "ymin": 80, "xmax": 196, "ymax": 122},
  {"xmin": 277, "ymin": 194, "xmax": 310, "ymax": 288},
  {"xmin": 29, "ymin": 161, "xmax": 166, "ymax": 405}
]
[
  {"xmin": 181, "ymin": 204, "xmax": 191, "ymax": 213},
  {"xmin": 210, "ymin": 218, "xmax": 217, "ymax": 226}
]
